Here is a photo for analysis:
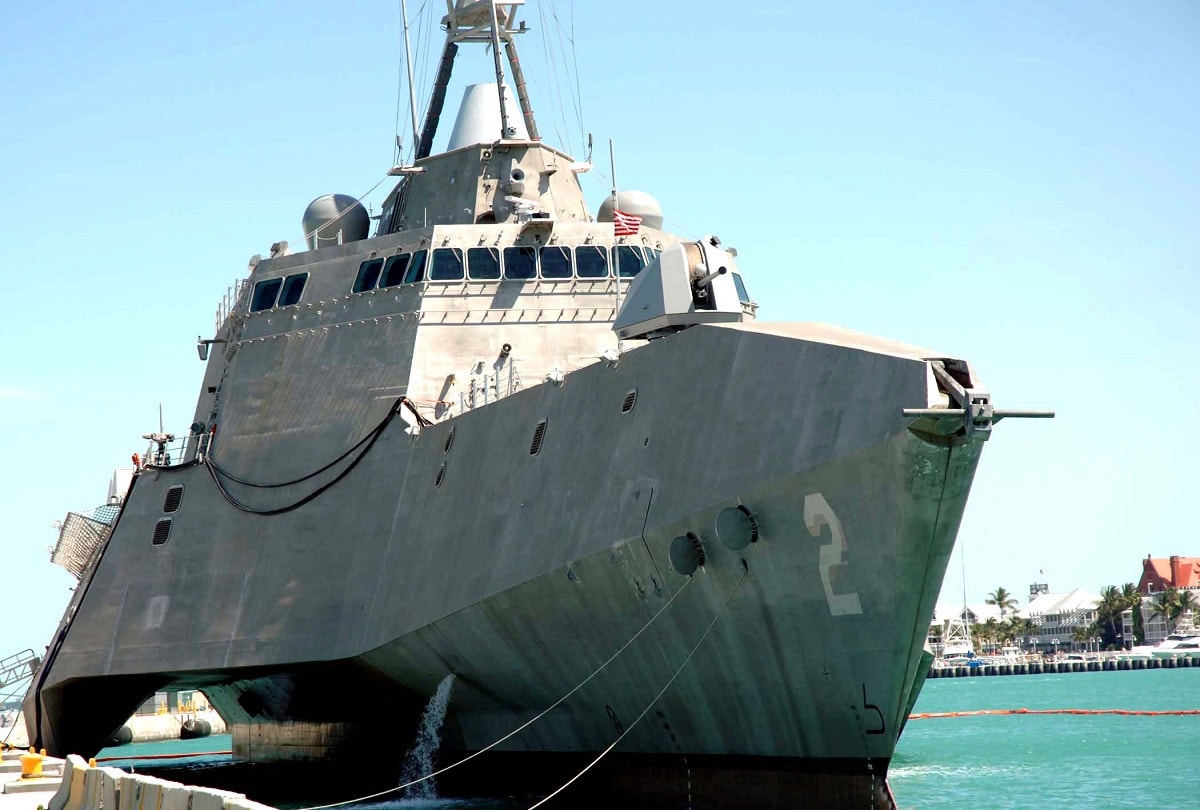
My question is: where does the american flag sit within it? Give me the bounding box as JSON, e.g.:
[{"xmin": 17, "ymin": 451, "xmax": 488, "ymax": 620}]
[{"xmin": 612, "ymin": 208, "xmax": 642, "ymax": 236}]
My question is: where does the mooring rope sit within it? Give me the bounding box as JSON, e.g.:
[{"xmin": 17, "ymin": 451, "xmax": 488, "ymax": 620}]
[
  {"xmin": 525, "ymin": 567, "xmax": 749, "ymax": 810},
  {"xmin": 297, "ymin": 574, "xmax": 697, "ymax": 810}
]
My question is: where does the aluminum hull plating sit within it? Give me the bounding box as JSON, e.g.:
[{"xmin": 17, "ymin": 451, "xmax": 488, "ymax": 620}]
[{"xmin": 29, "ymin": 320, "xmax": 978, "ymax": 804}]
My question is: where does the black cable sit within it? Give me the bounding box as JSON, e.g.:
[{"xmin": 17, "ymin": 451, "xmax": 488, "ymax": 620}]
[
  {"xmin": 207, "ymin": 417, "xmax": 384, "ymax": 488},
  {"xmin": 205, "ymin": 398, "xmax": 416, "ymax": 488},
  {"xmin": 204, "ymin": 399, "xmax": 404, "ymax": 516}
]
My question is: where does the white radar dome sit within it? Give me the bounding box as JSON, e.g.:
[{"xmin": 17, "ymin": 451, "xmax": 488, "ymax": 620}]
[
  {"xmin": 303, "ymin": 194, "xmax": 370, "ymax": 251},
  {"xmin": 597, "ymin": 190, "xmax": 664, "ymax": 231}
]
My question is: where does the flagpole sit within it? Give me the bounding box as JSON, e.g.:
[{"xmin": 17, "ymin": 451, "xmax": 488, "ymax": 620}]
[{"xmin": 609, "ymin": 138, "xmax": 622, "ymax": 316}]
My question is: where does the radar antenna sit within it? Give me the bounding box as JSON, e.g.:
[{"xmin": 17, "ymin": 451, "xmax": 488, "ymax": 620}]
[
  {"xmin": 142, "ymin": 403, "xmax": 175, "ymax": 466},
  {"xmin": 416, "ymin": 1, "xmax": 538, "ymax": 159}
]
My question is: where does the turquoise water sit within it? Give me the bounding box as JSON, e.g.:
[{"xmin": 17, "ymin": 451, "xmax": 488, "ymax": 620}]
[
  {"xmin": 97, "ymin": 732, "xmax": 233, "ymax": 767},
  {"xmin": 890, "ymin": 669, "xmax": 1200, "ymax": 808},
  {"xmin": 98, "ymin": 670, "xmax": 1200, "ymax": 807}
]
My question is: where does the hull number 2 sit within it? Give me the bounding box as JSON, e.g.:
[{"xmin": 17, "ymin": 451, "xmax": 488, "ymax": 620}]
[{"xmin": 804, "ymin": 494, "xmax": 863, "ymax": 616}]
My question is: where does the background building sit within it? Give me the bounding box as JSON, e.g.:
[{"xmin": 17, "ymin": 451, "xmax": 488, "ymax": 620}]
[
  {"xmin": 1018, "ymin": 588, "xmax": 1100, "ymax": 654},
  {"xmin": 1139, "ymin": 555, "xmax": 1200, "ymax": 594}
]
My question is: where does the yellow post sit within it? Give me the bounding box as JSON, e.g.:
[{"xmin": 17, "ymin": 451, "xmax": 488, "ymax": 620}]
[{"xmin": 19, "ymin": 751, "xmax": 44, "ymax": 779}]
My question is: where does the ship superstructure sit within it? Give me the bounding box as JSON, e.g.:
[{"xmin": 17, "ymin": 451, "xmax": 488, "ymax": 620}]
[{"xmin": 25, "ymin": 3, "xmax": 1049, "ymax": 807}]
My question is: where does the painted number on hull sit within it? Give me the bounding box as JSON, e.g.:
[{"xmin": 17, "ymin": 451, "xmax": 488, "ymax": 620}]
[{"xmin": 804, "ymin": 494, "xmax": 863, "ymax": 617}]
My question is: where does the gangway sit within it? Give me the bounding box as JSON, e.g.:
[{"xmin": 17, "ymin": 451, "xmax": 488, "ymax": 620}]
[{"xmin": 0, "ymin": 649, "xmax": 38, "ymax": 689}]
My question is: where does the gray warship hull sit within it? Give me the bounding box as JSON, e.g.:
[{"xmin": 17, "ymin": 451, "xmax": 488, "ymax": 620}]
[{"xmin": 28, "ymin": 317, "xmax": 980, "ymax": 806}]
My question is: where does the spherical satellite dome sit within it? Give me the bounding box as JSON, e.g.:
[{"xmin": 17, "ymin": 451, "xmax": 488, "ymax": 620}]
[
  {"xmin": 597, "ymin": 190, "xmax": 664, "ymax": 231},
  {"xmin": 303, "ymin": 194, "xmax": 370, "ymax": 251}
]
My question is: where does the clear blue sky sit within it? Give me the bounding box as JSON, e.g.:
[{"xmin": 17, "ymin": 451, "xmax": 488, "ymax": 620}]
[{"xmin": 2, "ymin": 1, "xmax": 1197, "ymax": 655}]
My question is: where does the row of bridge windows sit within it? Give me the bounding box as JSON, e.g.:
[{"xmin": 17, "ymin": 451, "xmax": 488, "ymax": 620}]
[
  {"xmin": 352, "ymin": 245, "xmax": 659, "ymax": 293},
  {"xmin": 248, "ymin": 246, "xmax": 660, "ymax": 314}
]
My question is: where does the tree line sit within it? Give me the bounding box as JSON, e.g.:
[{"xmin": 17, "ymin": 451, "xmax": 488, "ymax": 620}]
[{"xmin": 950, "ymin": 584, "xmax": 1200, "ymax": 652}]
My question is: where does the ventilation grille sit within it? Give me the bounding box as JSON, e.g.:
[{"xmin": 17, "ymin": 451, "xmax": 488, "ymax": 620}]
[
  {"xmin": 530, "ymin": 419, "xmax": 548, "ymax": 456},
  {"xmin": 443, "ymin": 427, "xmax": 455, "ymax": 454},
  {"xmin": 435, "ymin": 462, "xmax": 447, "ymax": 489},
  {"xmin": 152, "ymin": 518, "xmax": 173, "ymax": 546},
  {"xmin": 163, "ymin": 485, "xmax": 184, "ymax": 514},
  {"xmin": 621, "ymin": 390, "xmax": 638, "ymax": 413}
]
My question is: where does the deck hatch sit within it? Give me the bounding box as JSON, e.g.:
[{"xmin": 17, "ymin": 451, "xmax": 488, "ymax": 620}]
[
  {"xmin": 163, "ymin": 485, "xmax": 184, "ymax": 514},
  {"xmin": 529, "ymin": 419, "xmax": 548, "ymax": 455},
  {"xmin": 152, "ymin": 518, "xmax": 173, "ymax": 546}
]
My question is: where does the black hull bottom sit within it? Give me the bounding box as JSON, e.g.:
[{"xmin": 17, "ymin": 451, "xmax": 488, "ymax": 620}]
[
  {"xmin": 458, "ymin": 751, "xmax": 897, "ymax": 810},
  {"xmin": 140, "ymin": 750, "xmax": 895, "ymax": 810}
]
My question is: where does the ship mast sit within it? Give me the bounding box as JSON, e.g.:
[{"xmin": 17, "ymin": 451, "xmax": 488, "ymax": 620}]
[{"xmin": 416, "ymin": 0, "xmax": 539, "ymax": 160}]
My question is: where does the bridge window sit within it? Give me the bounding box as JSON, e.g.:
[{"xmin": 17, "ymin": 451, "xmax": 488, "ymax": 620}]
[
  {"xmin": 353, "ymin": 258, "xmax": 384, "ymax": 293},
  {"xmin": 380, "ymin": 253, "xmax": 411, "ymax": 288},
  {"xmin": 576, "ymin": 246, "xmax": 609, "ymax": 278},
  {"xmin": 430, "ymin": 248, "xmax": 464, "ymax": 281},
  {"xmin": 250, "ymin": 278, "xmax": 283, "ymax": 312},
  {"xmin": 468, "ymin": 247, "xmax": 501, "ymax": 280},
  {"xmin": 540, "ymin": 246, "xmax": 572, "ymax": 279},
  {"xmin": 615, "ymin": 245, "xmax": 647, "ymax": 278},
  {"xmin": 278, "ymin": 273, "xmax": 308, "ymax": 307},
  {"xmin": 403, "ymin": 250, "xmax": 428, "ymax": 284},
  {"xmin": 503, "ymin": 246, "xmax": 537, "ymax": 279}
]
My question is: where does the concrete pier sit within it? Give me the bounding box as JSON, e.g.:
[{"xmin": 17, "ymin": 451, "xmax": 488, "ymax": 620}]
[{"xmin": 0, "ymin": 749, "xmax": 273, "ymax": 810}]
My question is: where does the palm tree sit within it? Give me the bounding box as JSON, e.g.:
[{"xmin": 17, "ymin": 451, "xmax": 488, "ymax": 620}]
[
  {"xmin": 1121, "ymin": 582, "xmax": 1144, "ymax": 644},
  {"xmin": 986, "ymin": 587, "xmax": 1019, "ymax": 619},
  {"xmin": 1175, "ymin": 590, "xmax": 1198, "ymax": 627},
  {"xmin": 1091, "ymin": 585, "xmax": 1127, "ymax": 650},
  {"xmin": 1151, "ymin": 588, "xmax": 1178, "ymax": 636}
]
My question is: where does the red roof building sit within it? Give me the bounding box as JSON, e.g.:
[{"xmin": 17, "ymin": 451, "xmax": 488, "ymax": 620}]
[{"xmin": 1139, "ymin": 555, "xmax": 1200, "ymax": 594}]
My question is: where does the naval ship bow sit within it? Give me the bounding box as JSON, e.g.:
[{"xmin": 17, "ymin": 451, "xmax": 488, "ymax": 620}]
[{"xmin": 27, "ymin": 2, "xmax": 1050, "ymax": 806}]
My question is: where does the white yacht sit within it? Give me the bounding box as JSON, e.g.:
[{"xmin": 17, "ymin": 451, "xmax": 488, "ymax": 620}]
[{"xmin": 1150, "ymin": 612, "xmax": 1200, "ymax": 660}]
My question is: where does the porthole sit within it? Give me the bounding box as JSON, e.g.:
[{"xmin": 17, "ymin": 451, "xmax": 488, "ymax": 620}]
[
  {"xmin": 163, "ymin": 485, "xmax": 184, "ymax": 514},
  {"xmin": 529, "ymin": 419, "xmax": 548, "ymax": 456},
  {"xmin": 621, "ymin": 390, "xmax": 638, "ymax": 413},
  {"xmin": 434, "ymin": 462, "xmax": 447, "ymax": 489},
  {"xmin": 669, "ymin": 532, "xmax": 705, "ymax": 576},
  {"xmin": 715, "ymin": 505, "xmax": 759, "ymax": 550},
  {"xmin": 152, "ymin": 518, "xmax": 173, "ymax": 546},
  {"xmin": 443, "ymin": 426, "xmax": 455, "ymax": 454}
]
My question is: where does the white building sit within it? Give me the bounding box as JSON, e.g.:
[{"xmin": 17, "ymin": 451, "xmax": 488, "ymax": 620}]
[{"xmin": 1018, "ymin": 589, "xmax": 1100, "ymax": 653}]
